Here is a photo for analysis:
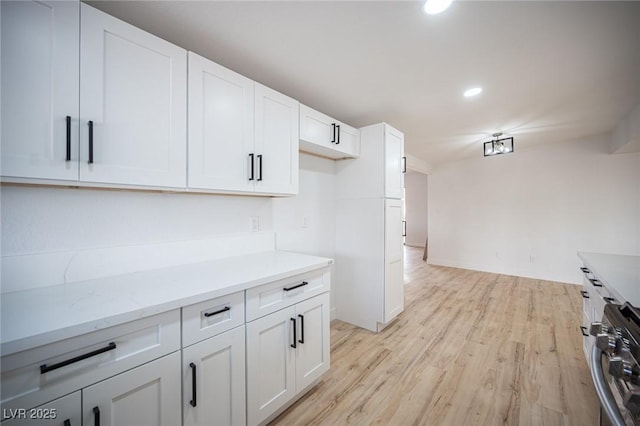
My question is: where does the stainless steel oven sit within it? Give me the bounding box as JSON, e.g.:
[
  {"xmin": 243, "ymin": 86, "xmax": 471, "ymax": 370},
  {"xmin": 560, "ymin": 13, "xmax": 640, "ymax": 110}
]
[{"xmin": 590, "ymin": 303, "xmax": 640, "ymax": 426}]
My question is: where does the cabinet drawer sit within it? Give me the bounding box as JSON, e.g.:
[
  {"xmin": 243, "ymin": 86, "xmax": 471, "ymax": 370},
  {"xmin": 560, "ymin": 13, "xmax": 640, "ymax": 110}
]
[
  {"xmin": 1, "ymin": 310, "xmax": 180, "ymax": 414},
  {"xmin": 246, "ymin": 267, "xmax": 330, "ymax": 322},
  {"xmin": 182, "ymin": 291, "xmax": 245, "ymax": 347},
  {"xmin": 1, "ymin": 390, "xmax": 80, "ymax": 426}
]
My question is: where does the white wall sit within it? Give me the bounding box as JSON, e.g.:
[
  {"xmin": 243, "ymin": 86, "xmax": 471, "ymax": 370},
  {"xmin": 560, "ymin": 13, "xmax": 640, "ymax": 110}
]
[
  {"xmin": 428, "ymin": 134, "xmax": 640, "ymax": 284},
  {"xmin": 1, "ymin": 186, "xmax": 273, "ymax": 257},
  {"xmin": 404, "ymin": 171, "xmax": 428, "ymax": 248},
  {"xmin": 273, "ymin": 153, "xmax": 336, "ymax": 315}
]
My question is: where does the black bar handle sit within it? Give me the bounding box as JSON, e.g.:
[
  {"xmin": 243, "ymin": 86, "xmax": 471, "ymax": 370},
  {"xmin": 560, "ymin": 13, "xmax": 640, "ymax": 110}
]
[
  {"xmin": 580, "ymin": 326, "xmax": 589, "ymax": 337},
  {"xmin": 291, "ymin": 318, "xmax": 297, "ymax": 348},
  {"xmin": 604, "ymin": 297, "xmax": 615, "ymax": 303},
  {"xmin": 402, "ymin": 156, "xmax": 407, "ymax": 173},
  {"xmin": 88, "ymin": 120, "xmax": 94, "ymax": 164},
  {"xmin": 66, "ymin": 116, "xmax": 71, "ymax": 161},
  {"xmin": 257, "ymin": 154, "xmax": 263, "ymax": 181},
  {"xmin": 248, "ymin": 153, "xmax": 254, "ymax": 181},
  {"xmin": 93, "ymin": 407, "xmax": 100, "ymax": 426},
  {"xmin": 331, "ymin": 123, "xmax": 336, "ymax": 144},
  {"xmin": 402, "ymin": 220, "xmax": 407, "ymax": 237},
  {"xmin": 204, "ymin": 306, "xmax": 230, "ymax": 317},
  {"xmin": 589, "ymin": 278, "xmax": 603, "ymax": 287},
  {"xmin": 64, "ymin": 420, "xmax": 71, "ymax": 426},
  {"xmin": 189, "ymin": 362, "xmax": 197, "ymax": 407},
  {"xmin": 580, "ymin": 290, "xmax": 590, "ymax": 299},
  {"xmin": 336, "ymin": 124, "xmax": 340, "ymax": 144},
  {"xmin": 40, "ymin": 342, "xmax": 116, "ymax": 374},
  {"xmin": 580, "ymin": 267, "xmax": 591, "ymax": 274},
  {"xmin": 298, "ymin": 314, "xmax": 305, "ymax": 344},
  {"xmin": 283, "ymin": 281, "xmax": 308, "ymax": 292}
]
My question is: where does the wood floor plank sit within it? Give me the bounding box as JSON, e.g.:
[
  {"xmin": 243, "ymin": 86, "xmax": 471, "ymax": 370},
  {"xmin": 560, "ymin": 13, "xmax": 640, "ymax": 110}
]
[{"xmin": 270, "ymin": 247, "xmax": 599, "ymax": 425}]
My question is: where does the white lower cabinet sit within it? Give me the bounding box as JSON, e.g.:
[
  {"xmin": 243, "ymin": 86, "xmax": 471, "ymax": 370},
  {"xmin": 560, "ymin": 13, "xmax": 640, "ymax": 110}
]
[
  {"xmin": 246, "ymin": 292, "xmax": 330, "ymax": 426},
  {"xmin": 182, "ymin": 326, "xmax": 246, "ymax": 426},
  {"xmin": 82, "ymin": 351, "xmax": 181, "ymax": 426}
]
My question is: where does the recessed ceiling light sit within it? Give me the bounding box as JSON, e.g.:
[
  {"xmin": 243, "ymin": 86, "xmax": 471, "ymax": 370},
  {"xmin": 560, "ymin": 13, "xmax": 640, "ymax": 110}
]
[
  {"xmin": 463, "ymin": 87, "xmax": 482, "ymax": 98},
  {"xmin": 424, "ymin": 0, "xmax": 453, "ymax": 15}
]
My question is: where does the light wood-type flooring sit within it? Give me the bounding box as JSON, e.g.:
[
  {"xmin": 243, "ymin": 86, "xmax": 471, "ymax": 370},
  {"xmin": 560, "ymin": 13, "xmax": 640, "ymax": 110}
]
[{"xmin": 271, "ymin": 246, "xmax": 598, "ymax": 425}]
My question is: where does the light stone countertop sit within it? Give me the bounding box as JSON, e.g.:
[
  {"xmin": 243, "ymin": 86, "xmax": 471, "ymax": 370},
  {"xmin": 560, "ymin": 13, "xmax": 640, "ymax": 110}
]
[
  {"xmin": 578, "ymin": 252, "xmax": 640, "ymax": 307},
  {"xmin": 1, "ymin": 251, "xmax": 333, "ymax": 357}
]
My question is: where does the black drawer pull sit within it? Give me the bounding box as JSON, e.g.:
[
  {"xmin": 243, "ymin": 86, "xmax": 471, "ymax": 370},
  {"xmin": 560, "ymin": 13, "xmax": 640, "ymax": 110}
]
[
  {"xmin": 88, "ymin": 120, "xmax": 94, "ymax": 164},
  {"xmin": 402, "ymin": 156, "xmax": 407, "ymax": 173},
  {"xmin": 298, "ymin": 314, "xmax": 305, "ymax": 344},
  {"xmin": 580, "ymin": 267, "xmax": 590, "ymax": 274},
  {"xmin": 580, "ymin": 326, "xmax": 589, "ymax": 337},
  {"xmin": 93, "ymin": 407, "xmax": 100, "ymax": 426},
  {"xmin": 589, "ymin": 278, "xmax": 603, "ymax": 287},
  {"xmin": 248, "ymin": 153, "xmax": 254, "ymax": 181},
  {"xmin": 40, "ymin": 342, "xmax": 116, "ymax": 374},
  {"xmin": 336, "ymin": 124, "xmax": 341, "ymax": 144},
  {"xmin": 257, "ymin": 154, "xmax": 263, "ymax": 181},
  {"xmin": 283, "ymin": 281, "xmax": 309, "ymax": 292},
  {"xmin": 580, "ymin": 290, "xmax": 590, "ymax": 299},
  {"xmin": 331, "ymin": 123, "xmax": 336, "ymax": 143},
  {"xmin": 291, "ymin": 318, "xmax": 297, "ymax": 349},
  {"xmin": 64, "ymin": 420, "xmax": 71, "ymax": 426},
  {"xmin": 204, "ymin": 306, "xmax": 230, "ymax": 317},
  {"xmin": 189, "ymin": 362, "xmax": 197, "ymax": 407},
  {"xmin": 66, "ymin": 116, "xmax": 71, "ymax": 161},
  {"xmin": 604, "ymin": 297, "xmax": 615, "ymax": 303}
]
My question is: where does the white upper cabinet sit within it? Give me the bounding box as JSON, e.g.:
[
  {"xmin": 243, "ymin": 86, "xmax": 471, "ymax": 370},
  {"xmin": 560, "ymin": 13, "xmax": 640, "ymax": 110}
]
[
  {"xmin": 1, "ymin": 2, "xmax": 187, "ymax": 189},
  {"xmin": 79, "ymin": 4, "xmax": 187, "ymax": 188},
  {"xmin": 384, "ymin": 125, "xmax": 405, "ymax": 199},
  {"xmin": 1, "ymin": 0, "xmax": 80, "ymax": 181},
  {"xmin": 254, "ymin": 83, "xmax": 299, "ymax": 195},
  {"xmin": 188, "ymin": 52, "xmax": 254, "ymax": 192},
  {"xmin": 299, "ymin": 104, "xmax": 360, "ymax": 159}
]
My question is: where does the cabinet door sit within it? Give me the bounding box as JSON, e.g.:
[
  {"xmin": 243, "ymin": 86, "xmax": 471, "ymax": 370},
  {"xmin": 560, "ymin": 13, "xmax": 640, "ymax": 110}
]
[
  {"xmin": 336, "ymin": 122, "xmax": 360, "ymax": 158},
  {"xmin": 384, "ymin": 199, "xmax": 404, "ymax": 323},
  {"xmin": 82, "ymin": 351, "xmax": 181, "ymax": 426},
  {"xmin": 183, "ymin": 326, "xmax": 246, "ymax": 426},
  {"xmin": 1, "ymin": 0, "xmax": 79, "ymax": 181},
  {"xmin": 1, "ymin": 391, "xmax": 80, "ymax": 426},
  {"xmin": 188, "ymin": 52, "xmax": 254, "ymax": 192},
  {"xmin": 299, "ymin": 104, "xmax": 333, "ymax": 147},
  {"xmin": 246, "ymin": 306, "xmax": 296, "ymax": 426},
  {"xmin": 79, "ymin": 4, "xmax": 187, "ymax": 188},
  {"xmin": 295, "ymin": 293, "xmax": 330, "ymax": 391},
  {"xmin": 384, "ymin": 125, "xmax": 404, "ymax": 199},
  {"xmin": 254, "ymin": 83, "xmax": 299, "ymax": 195}
]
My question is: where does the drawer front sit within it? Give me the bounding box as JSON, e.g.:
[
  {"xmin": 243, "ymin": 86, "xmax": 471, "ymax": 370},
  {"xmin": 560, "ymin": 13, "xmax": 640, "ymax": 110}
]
[
  {"xmin": 1, "ymin": 310, "xmax": 180, "ymax": 413},
  {"xmin": 182, "ymin": 291, "xmax": 245, "ymax": 347},
  {"xmin": 246, "ymin": 267, "xmax": 330, "ymax": 322}
]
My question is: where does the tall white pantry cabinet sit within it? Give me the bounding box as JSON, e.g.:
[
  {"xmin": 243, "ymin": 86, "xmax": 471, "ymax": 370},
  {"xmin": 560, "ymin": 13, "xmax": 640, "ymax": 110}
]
[{"xmin": 335, "ymin": 123, "xmax": 405, "ymax": 332}]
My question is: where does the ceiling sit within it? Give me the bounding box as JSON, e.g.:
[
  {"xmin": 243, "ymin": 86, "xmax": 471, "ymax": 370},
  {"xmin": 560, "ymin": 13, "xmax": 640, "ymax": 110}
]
[{"xmin": 89, "ymin": 0, "xmax": 640, "ymax": 168}]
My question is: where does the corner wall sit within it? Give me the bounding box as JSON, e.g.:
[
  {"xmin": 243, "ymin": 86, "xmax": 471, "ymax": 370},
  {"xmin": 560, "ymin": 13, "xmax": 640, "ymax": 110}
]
[{"xmin": 428, "ymin": 134, "xmax": 640, "ymax": 284}]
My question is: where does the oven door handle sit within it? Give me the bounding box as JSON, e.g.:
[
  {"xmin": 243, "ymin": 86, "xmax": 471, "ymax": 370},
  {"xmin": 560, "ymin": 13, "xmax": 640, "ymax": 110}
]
[{"xmin": 590, "ymin": 344, "xmax": 627, "ymax": 426}]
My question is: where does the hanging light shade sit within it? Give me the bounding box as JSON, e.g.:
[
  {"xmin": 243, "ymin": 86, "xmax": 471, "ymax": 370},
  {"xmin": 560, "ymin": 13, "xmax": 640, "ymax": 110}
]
[{"xmin": 483, "ymin": 133, "xmax": 514, "ymax": 157}]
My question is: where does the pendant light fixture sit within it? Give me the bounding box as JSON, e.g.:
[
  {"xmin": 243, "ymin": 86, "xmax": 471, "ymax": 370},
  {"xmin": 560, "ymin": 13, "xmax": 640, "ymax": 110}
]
[{"xmin": 483, "ymin": 133, "xmax": 514, "ymax": 157}]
